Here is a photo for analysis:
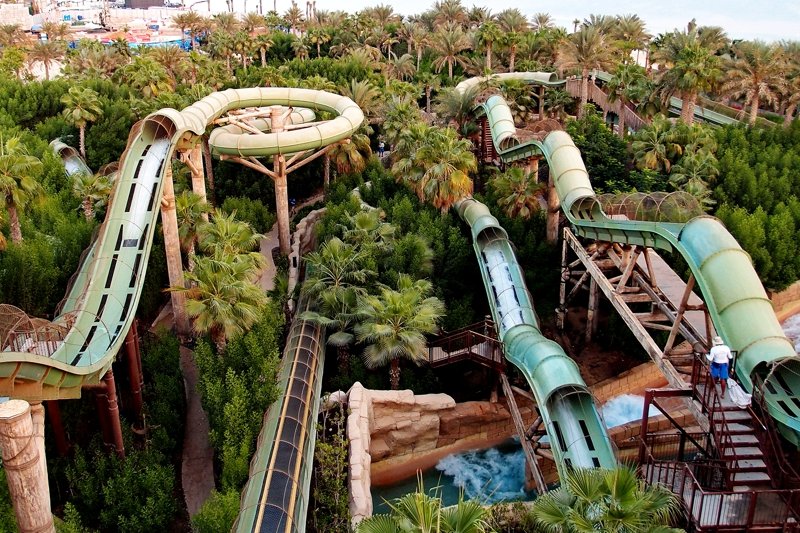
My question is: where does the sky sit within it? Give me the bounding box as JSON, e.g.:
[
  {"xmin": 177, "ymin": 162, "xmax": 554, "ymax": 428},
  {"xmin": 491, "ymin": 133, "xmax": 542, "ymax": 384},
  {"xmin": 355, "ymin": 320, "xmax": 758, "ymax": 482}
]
[{"xmin": 206, "ymin": 0, "xmax": 799, "ymax": 42}]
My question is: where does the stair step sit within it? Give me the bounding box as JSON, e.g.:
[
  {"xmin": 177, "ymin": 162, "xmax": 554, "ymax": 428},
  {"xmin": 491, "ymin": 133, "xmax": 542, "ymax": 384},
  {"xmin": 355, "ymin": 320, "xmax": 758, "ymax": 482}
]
[
  {"xmin": 725, "ymin": 434, "xmax": 759, "ymax": 445},
  {"xmin": 723, "ymin": 446, "xmax": 763, "ymax": 458},
  {"xmin": 731, "ymin": 471, "xmax": 772, "ymax": 484},
  {"xmin": 720, "ymin": 422, "xmax": 756, "ymax": 434},
  {"xmin": 730, "ymin": 458, "xmax": 767, "ymax": 471},
  {"xmin": 713, "ymin": 410, "xmax": 752, "ymax": 422}
]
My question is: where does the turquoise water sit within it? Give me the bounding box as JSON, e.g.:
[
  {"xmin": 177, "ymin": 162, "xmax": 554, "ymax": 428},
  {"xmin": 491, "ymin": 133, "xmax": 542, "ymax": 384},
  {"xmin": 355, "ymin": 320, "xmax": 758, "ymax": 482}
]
[{"xmin": 371, "ymin": 439, "xmax": 533, "ymax": 513}]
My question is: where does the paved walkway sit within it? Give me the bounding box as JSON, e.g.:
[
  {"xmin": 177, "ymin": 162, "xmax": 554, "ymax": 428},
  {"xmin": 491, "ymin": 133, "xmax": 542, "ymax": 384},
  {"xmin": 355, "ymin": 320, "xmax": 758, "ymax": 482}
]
[{"xmin": 179, "ymin": 346, "xmax": 215, "ymax": 517}]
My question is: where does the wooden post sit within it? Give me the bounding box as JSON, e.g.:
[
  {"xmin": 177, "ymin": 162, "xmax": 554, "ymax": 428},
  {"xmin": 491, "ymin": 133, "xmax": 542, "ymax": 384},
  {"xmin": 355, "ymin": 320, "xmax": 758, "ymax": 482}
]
[
  {"xmin": 538, "ymin": 86, "xmax": 545, "ymax": 118},
  {"xmin": 586, "ymin": 277, "xmax": 599, "ymax": 343},
  {"xmin": 94, "ymin": 386, "xmax": 112, "ymax": 448},
  {"xmin": 0, "ymin": 400, "xmax": 55, "ymax": 533},
  {"xmin": 103, "ymin": 371, "xmax": 125, "ymax": 459},
  {"xmin": 160, "ymin": 162, "xmax": 190, "ymax": 335},
  {"xmin": 45, "ymin": 401, "xmax": 69, "ymax": 456},
  {"xmin": 557, "ymin": 233, "xmax": 568, "ymax": 330},
  {"xmin": 664, "ymin": 275, "xmax": 696, "ymax": 355},
  {"xmin": 271, "ymin": 106, "xmax": 291, "ymax": 255},
  {"xmin": 187, "ymin": 144, "xmax": 208, "ymax": 221},
  {"xmin": 546, "ymin": 171, "xmax": 560, "ymax": 244},
  {"xmin": 124, "ymin": 326, "xmax": 143, "ymax": 427}
]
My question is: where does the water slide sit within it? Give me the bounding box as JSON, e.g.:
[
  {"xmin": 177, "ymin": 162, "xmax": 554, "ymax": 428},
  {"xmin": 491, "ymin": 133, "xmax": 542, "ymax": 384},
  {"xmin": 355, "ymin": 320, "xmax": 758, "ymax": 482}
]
[
  {"xmin": 591, "ymin": 71, "xmax": 740, "ymax": 126},
  {"xmin": 456, "ymin": 198, "xmax": 618, "ymax": 477},
  {"xmin": 2, "ymin": 89, "xmax": 362, "ymax": 531},
  {"xmin": 462, "ymin": 72, "xmax": 800, "ymax": 447}
]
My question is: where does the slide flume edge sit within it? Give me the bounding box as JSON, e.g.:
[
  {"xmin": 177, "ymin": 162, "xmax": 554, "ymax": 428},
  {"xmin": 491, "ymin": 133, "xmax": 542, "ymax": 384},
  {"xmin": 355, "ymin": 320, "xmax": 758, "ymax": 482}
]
[{"xmin": 0, "ymin": 87, "xmax": 363, "ymax": 401}]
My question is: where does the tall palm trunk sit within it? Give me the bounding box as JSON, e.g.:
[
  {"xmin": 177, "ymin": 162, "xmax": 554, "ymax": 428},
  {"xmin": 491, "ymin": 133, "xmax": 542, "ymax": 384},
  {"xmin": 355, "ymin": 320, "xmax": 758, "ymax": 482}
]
[
  {"xmin": 617, "ymin": 98, "xmax": 627, "ymax": 138},
  {"xmin": 425, "ymin": 86, "xmax": 432, "ymax": 113},
  {"xmin": 79, "ymin": 125, "xmax": 86, "ymax": 158},
  {"xmin": 485, "ymin": 43, "xmax": 492, "ymax": 71},
  {"xmin": 316, "ymin": 42, "xmax": 321, "ymax": 57},
  {"xmin": 201, "ymin": 137, "xmax": 215, "ymax": 203},
  {"xmin": 260, "ymin": 48, "xmax": 267, "ymax": 66},
  {"xmin": 43, "ymin": 62, "xmax": 50, "ymax": 81},
  {"xmin": 212, "ymin": 326, "xmax": 227, "ymax": 354},
  {"xmin": 578, "ymin": 68, "xmax": 589, "ymax": 119},
  {"xmin": 416, "ymin": 47, "xmax": 422, "ymax": 71},
  {"xmin": 390, "ymin": 358, "xmax": 401, "ymax": 390},
  {"xmin": 6, "ymin": 201, "xmax": 22, "ymax": 244},
  {"xmin": 448, "ymin": 59, "xmax": 453, "ymax": 79},
  {"xmin": 509, "ymin": 45, "xmax": 517, "ymax": 73},
  {"xmin": 748, "ymin": 95, "xmax": 760, "ymax": 126},
  {"xmin": 681, "ymin": 91, "xmax": 696, "ymax": 124},
  {"xmin": 82, "ymin": 198, "xmax": 94, "ymax": 221},
  {"xmin": 323, "ymin": 153, "xmax": 331, "ymax": 189},
  {"xmin": 784, "ymin": 102, "xmax": 797, "ymax": 128},
  {"xmin": 546, "ymin": 172, "xmax": 560, "ymax": 244}
]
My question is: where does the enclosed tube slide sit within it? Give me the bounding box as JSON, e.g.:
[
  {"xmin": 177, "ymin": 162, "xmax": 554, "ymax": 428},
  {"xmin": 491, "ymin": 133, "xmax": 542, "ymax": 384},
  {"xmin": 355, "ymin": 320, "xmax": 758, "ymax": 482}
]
[
  {"xmin": 457, "ymin": 199, "xmax": 617, "ymax": 478},
  {"xmin": 466, "ymin": 72, "xmax": 800, "ymax": 445},
  {"xmin": 234, "ymin": 295, "xmax": 325, "ymax": 533}
]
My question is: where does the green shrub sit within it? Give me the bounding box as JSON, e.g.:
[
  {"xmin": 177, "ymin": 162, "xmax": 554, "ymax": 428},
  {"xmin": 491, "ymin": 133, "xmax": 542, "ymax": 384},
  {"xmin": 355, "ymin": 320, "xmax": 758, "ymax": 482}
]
[
  {"xmin": 221, "ymin": 196, "xmax": 276, "ymax": 233},
  {"xmin": 141, "ymin": 331, "xmax": 185, "ymax": 458},
  {"xmin": 192, "ymin": 490, "xmax": 241, "ymax": 533}
]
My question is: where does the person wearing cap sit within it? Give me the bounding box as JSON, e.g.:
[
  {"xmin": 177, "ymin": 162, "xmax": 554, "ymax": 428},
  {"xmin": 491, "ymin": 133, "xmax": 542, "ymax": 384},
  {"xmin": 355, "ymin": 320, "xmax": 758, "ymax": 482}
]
[{"xmin": 706, "ymin": 336, "xmax": 733, "ymax": 394}]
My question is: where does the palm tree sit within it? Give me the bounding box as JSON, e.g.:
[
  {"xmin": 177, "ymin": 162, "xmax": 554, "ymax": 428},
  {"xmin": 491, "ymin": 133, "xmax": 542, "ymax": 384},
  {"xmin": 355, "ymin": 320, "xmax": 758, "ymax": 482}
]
[
  {"xmin": 0, "ymin": 24, "xmax": 23, "ymax": 47},
  {"xmin": 147, "ymin": 45, "xmax": 188, "ymax": 89},
  {"xmin": 556, "ymin": 26, "xmax": 615, "ymax": 119},
  {"xmin": 175, "ymin": 256, "xmax": 267, "ymax": 352},
  {"xmin": 606, "ymin": 62, "xmax": 648, "ymax": 137},
  {"xmin": 212, "ymin": 12, "xmax": 240, "ymax": 33},
  {"xmin": 27, "ymin": 41, "xmax": 64, "ymax": 81},
  {"xmin": 655, "ymin": 27, "xmax": 724, "ymax": 124},
  {"xmin": 490, "ymin": 167, "xmax": 545, "ymax": 219},
  {"xmin": 197, "ymin": 211, "xmax": 264, "ymax": 271},
  {"xmin": 669, "ymin": 149, "xmax": 719, "ymax": 210},
  {"xmin": 242, "ymin": 11, "xmax": 266, "ymax": 33},
  {"xmin": 632, "ymin": 116, "xmax": 682, "ymax": 172},
  {"xmin": 340, "ymin": 79, "xmax": 382, "ymax": 122},
  {"xmin": 357, "ymin": 475, "xmax": 489, "ymax": 532},
  {"xmin": 41, "ymin": 21, "xmax": 70, "ymax": 41},
  {"xmin": 431, "ymin": 25, "xmax": 469, "ymax": 79},
  {"xmin": 415, "ymin": 71, "xmax": 441, "ymax": 114},
  {"xmin": 531, "ymin": 13, "xmax": 554, "ymax": 31},
  {"xmin": 0, "ymin": 136, "xmax": 43, "ymax": 244},
  {"xmin": 355, "ymin": 275, "xmax": 444, "ymax": 389},
  {"xmin": 721, "ymin": 41, "xmax": 786, "ymax": 126},
  {"xmin": 612, "ymin": 14, "xmax": 651, "ymax": 64},
  {"xmin": 117, "ymin": 56, "xmax": 173, "ymax": 98},
  {"xmin": 403, "ymin": 126, "xmax": 476, "ymax": 213},
  {"xmin": 291, "ymin": 37, "xmax": 310, "ymax": 61},
  {"xmin": 778, "ymin": 42, "xmax": 800, "ymax": 127},
  {"xmin": 432, "ymin": 0, "xmax": 467, "ymax": 27},
  {"xmin": 384, "ymin": 53, "xmax": 416, "ymax": 82},
  {"xmin": 284, "ymin": 2, "xmax": 305, "ymax": 33},
  {"xmin": 476, "ymin": 21, "xmax": 502, "ymax": 71},
  {"xmin": 434, "ymin": 85, "xmax": 478, "ymax": 131},
  {"xmin": 498, "ymin": 8, "xmax": 529, "ymax": 72},
  {"xmin": 60, "ymin": 86, "xmax": 103, "ymax": 158},
  {"xmin": 383, "ymin": 100, "xmax": 423, "ymax": 147},
  {"xmin": 254, "ymin": 33, "xmax": 273, "ymax": 66},
  {"xmin": 306, "ymin": 27, "xmax": 330, "ymax": 57},
  {"xmin": 176, "ymin": 191, "xmax": 212, "ymax": 270},
  {"xmin": 329, "ymin": 131, "xmax": 371, "ymax": 177},
  {"xmin": 408, "ymin": 22, "xmax": 429, "ymax": 71},
  {"xmin": 72, "ymin": 171, "xmax": 111, "ymax": 221},
  {"xmin": 303, "ymin": 237, "xmax": 375, "ymax": 301},
  {"xmin": 531, "ymin": 466, "xmax": 681, "ymax": 533}
]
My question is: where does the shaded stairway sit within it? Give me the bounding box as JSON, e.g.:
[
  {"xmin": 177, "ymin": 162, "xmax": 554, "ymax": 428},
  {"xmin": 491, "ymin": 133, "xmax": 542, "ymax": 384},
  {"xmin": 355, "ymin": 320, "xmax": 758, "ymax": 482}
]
[{"xmin": 640, "ymin": 355, "xmax": 800, "ymax": 531}]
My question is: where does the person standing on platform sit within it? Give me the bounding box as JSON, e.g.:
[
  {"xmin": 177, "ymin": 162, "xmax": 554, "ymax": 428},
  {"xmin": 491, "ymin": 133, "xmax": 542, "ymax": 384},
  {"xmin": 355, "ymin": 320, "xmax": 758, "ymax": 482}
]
[{"xmin": 707, "ymin": 336, "xmax": 733, "ymax": 394}]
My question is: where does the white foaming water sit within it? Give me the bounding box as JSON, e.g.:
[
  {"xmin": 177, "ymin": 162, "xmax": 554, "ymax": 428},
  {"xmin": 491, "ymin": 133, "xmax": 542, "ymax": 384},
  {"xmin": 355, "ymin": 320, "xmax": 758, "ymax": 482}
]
[
  {"xmin": 601, "ymin": 394, "xmax": 657, "ymax": 428},
  {"xmin": 782, "ymin": 314, "xmax": 800, "ymax": 353},
  {"xmin": 435, "ymin": 445, "xmax": 528, "ymax": 504}
]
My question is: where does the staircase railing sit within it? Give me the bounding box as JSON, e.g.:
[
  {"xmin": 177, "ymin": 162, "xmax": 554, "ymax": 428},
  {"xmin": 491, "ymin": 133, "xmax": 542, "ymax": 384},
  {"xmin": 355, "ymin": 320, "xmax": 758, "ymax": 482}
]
[
  {"xmin": 640, "ymin": 445, "xmax": 800, "ymax": 531},
  {"xmin": 428, "ymin": 319, "xmax": 504, "ymax": 370},
  {"xmin": 690, "ymin": 354, "xmax": 744, "ymax": 489},
  {"xmin": 751, "ymin": 373, "xmax": 800, "ymax": 489}
]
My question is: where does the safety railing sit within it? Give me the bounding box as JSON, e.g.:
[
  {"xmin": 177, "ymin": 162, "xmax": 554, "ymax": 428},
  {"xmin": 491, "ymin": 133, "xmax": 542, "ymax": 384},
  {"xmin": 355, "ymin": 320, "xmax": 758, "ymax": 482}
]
[
  {"xmin": 428, "ymin": 320, "xmax": 504, "ymax": 370},
  {"xmin": 641, "ymin": 448, "xmax": 800, "ymax": 531},
  {"xmin": 751, "ymin": 373, "xmax": 800, "ymax": 489}
]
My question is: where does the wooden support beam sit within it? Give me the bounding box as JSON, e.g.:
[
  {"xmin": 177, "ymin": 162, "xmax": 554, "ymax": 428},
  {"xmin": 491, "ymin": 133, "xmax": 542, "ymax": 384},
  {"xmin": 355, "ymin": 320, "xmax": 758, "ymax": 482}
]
[
  {"xmin": 500, "ymin": 375, "xmax": 547, "ymax": 494},
  {"xmin": 642, "ymin": 247, "xmax": 657, "ymax": 287},
  {"xmin": 285, "ymin": 141, "xmax": 344, "ymax": 174},
  {"xmin": 586, "ymin": 278, "xmax": 599, "ymax": 343},
  {"xmin": 219, "ymin": 155, "xmax": 279, "ymax": 181},
  {"xmin": 620, "ymin": 292, "xmax": 653, "ymax": 303},
  {"xmin": 616, "ymin": 247, "xmax": 641, "ymax": 291},
  {"xmin": 664, "ymin": 275, "xmax": 696, "ymax": 354}
]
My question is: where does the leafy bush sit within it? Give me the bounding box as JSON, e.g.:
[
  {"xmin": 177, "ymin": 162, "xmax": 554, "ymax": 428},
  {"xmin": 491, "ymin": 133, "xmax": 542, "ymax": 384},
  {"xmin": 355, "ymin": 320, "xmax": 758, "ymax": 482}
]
[
  {"xmin": 309, "ymin": 403, "xmax": 349, "ymax": 533},
  {"xmin": 191, "ymin": 490, "xmax": 240, "ymax": 533},
  {"xmin": 221, "ymin": 196, "xmax": 276, "ymax": 234},
  {"xmin": 141, "ymin": 331, "xmax": 185, "ymax": 458},
  {"xmin": 195, "ymin": 302, "xmax": 283, "ymax": 490}
]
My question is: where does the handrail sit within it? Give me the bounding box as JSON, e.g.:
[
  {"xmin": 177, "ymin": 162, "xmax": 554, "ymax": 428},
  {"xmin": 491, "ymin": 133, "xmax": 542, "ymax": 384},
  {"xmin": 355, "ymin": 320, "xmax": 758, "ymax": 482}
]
[
  {"xmin": 690, "ymin": 353, "xmax": 742, "ymax": 488},
  {"xmin": 641, "ymin": 450, "xmax": 800, "ymax": 529},
  {"xmin": 428, "ymin": 328, "xmax": 505, "ymax": 370},
  {"xmin": 751, "ymin": 373, "xmax": 800, "ymax": 488}
]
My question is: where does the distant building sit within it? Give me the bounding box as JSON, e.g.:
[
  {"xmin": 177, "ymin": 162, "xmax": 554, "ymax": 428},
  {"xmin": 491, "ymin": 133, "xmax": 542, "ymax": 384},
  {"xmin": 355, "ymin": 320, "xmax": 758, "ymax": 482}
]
[{"xmin": 126, "ymin": 0, "xmax": 162, "ymax": 8}]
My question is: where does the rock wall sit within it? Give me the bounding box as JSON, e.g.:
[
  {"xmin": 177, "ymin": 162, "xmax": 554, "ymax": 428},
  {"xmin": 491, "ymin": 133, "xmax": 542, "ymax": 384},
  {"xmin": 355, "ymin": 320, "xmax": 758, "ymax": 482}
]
[
  {"xmin": 768, "ymin": 280, "xmax": 800, "ymax": 322},
  {"xmin": 287, "ymin": 208, "xmax": 325, "ymax": 311}
]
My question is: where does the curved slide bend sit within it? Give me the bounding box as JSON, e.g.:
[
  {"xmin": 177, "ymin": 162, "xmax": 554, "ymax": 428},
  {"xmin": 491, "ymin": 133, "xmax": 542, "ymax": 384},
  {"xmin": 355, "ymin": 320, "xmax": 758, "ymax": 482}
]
[
  {"xmin": 457, "ymin": 199, "xmax": 617, "ymax": 477},
  {"xmin": 0, "ymin": 87, "xmax": 362, "ymax": 405},
  {"xmin": 467, "ymin": 74, "xmax": 800, "ymax": 445}
]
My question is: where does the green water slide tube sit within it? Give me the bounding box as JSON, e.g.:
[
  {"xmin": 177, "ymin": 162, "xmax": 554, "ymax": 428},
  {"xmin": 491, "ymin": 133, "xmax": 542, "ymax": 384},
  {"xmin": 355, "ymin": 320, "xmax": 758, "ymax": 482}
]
[
  {"xmin": 0, "ymin": 87, "xmax": 362, "ymax": 406},
  {"xmin": 469, "ymin": 74, "xmax": 799, "ymax": 444},
  {"xmin": 541, "ymin": 130, "xmax": 800, "ymax": 445},
  {"xmin": 457, "ymin": 198, "xmax": 617, "ymax": 478}
]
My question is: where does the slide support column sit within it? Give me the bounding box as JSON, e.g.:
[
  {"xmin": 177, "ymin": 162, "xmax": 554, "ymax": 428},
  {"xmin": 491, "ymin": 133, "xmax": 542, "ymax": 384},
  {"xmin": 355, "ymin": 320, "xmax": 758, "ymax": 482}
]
[
  {"xmin": 161, "ymin": 162, "xmax": 190, "ymax": 336},
  {"xmin": 0, "ymin": 400, "xmax": 55, "ymax": 533},
  {"xmin": 271, "ymin": 106, "xmax": 291, "ymax": 255},
  {"xmin": 125, "ymin": 322, "xmax": 144, "ymax": 428}
]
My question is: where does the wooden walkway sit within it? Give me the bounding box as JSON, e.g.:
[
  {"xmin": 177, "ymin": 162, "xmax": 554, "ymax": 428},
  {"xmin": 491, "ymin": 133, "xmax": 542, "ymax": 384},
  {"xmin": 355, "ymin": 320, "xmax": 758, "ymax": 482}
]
[{"xmin": 636, "ymin": 249, "xmax": 714, "ymax": 343}]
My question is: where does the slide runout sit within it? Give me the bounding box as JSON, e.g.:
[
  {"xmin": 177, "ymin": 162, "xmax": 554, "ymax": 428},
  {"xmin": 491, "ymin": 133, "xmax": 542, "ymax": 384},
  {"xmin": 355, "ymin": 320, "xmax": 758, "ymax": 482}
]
[
  {"xmin": 458, "ymin": 198, "xmax": 617, "ymax": 478},
  {"xmin": 540, "ymin": 130, "xmax": 800, "ymax": 445}
]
